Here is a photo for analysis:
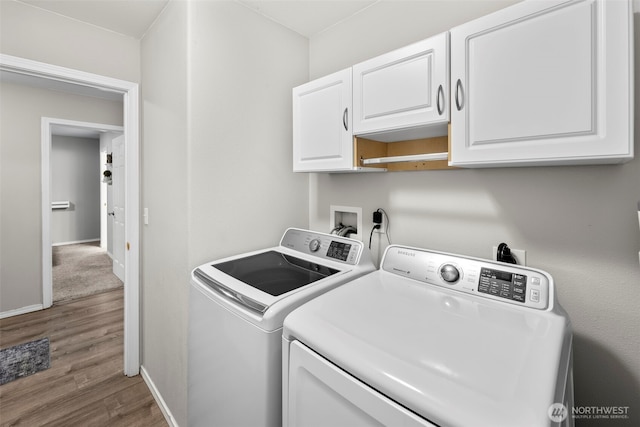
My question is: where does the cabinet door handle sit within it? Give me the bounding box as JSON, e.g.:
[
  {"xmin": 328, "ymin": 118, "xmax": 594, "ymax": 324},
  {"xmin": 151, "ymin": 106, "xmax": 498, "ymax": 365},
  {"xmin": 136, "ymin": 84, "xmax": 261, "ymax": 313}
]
[
  {"xmin": 455, "ymin": 79, "xmax": 464, "ymax": 111},
  {"xmin": 343, "ymin": 108, "xmax": 349, "ymax": 131},
  {"xmin": 437, "ymin": 84, "xmax": 445, "ymax": 115}
]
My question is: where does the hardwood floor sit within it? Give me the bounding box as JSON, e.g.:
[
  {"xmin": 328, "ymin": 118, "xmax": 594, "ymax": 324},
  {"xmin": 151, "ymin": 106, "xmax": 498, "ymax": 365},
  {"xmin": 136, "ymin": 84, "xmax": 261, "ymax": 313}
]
[{"xmin": 0, "ymin": 289, "xmax": 168, "ymax": 426}]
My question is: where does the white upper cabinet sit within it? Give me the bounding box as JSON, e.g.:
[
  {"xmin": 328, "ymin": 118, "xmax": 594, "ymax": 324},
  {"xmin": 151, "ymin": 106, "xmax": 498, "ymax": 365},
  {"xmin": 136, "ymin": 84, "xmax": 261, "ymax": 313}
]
[
  {"xmin": 293, "ymin": 68, "xmax": 353, "ymax": 172},
  {"xmin": 353, "ymin": 32, "xmax": 450, "ymax": 141},
  {"xmin": 450, "ymin": 0, "xmax": 633, "ymax": 167}
]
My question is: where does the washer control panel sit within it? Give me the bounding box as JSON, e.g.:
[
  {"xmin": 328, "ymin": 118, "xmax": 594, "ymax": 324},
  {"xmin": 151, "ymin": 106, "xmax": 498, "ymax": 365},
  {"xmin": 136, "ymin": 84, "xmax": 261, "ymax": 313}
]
[
  {"xmin": 382, "ymin": 245, "xmax": 551, "ymax": 310},
  {"xmin": 280, "ymin": 228, "xmax": 363, "ymax": 265}
]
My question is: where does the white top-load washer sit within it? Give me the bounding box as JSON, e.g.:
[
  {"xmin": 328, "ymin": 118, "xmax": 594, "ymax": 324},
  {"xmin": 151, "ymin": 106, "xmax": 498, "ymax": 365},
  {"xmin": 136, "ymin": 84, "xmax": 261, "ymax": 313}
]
[
  {"xmin": 188, "ymin": 228, "xmax": 374, "ymax": 427},
  {"xmin": 283, "ymin": 245, "xmax": 574, "ymax": 427}
]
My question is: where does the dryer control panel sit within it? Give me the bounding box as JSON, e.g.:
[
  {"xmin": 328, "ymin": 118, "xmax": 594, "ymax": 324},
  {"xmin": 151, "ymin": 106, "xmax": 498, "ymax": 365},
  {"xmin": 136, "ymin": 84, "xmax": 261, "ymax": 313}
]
[
  {"xmin": 280, "ymin": 228, "xmax": 364, "ymax": 265},
  {"xmin": 478, "ymin": 268, "xmax": 529, "ymax": 304},
  {"xmin": 382, "ymin": 245, "xmax": 552, "ymax": 310}
]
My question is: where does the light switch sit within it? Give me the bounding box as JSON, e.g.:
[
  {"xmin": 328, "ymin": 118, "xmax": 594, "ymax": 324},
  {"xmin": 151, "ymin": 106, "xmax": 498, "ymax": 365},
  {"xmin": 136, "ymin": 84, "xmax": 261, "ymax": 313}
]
[{"xmin": 143, "ymin": 208, "xmax": 149, "ymax": 225}]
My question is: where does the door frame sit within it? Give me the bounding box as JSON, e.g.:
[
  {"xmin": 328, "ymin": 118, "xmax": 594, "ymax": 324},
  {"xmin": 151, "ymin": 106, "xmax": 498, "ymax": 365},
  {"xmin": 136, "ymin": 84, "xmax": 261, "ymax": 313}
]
[
  {"xmin": 1, "ymin": 54, "xmax": 140, "ymax": 377},
  {"xmin": 43, "ymin": 118, "xmax": 124, "ymax": 288}
]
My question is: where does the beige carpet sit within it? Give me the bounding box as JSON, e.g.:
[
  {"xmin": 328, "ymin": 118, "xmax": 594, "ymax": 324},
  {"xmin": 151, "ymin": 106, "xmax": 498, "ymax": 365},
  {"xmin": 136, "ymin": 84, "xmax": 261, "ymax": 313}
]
[{"xmin": 52, "ymin": 242, "xmax": 123, "ymax": 303}]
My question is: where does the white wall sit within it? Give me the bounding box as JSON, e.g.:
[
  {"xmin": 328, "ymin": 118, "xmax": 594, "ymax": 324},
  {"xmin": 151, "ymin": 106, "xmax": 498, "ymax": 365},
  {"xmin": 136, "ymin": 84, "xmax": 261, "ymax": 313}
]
[
  {"xmin": 51, "ymin": 135, "xmax": 101, "ymax": 245},
  {"xmin": 187, "ymin": 0, "xmax": 309, "ymax": 263},
  {"xmin": 308, "ymin": 2, "xmax": 640, "ymax": 425},
  {"xmin": 0, "ymin": 0, "xmax": 140, "ymax": 82},
  {"xmin": 140, "ymin": 0, "xmax": 189, "ymax": 424},
  {"xmin": 141, "ymin": 1, "xmax": 308, "ymax": 424}
]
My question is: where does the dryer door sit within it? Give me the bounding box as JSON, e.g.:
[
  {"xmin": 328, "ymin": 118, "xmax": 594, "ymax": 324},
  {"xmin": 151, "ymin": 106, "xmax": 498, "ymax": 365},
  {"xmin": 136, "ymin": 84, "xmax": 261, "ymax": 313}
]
[{"xmin": 286, "ymin": 341, "xmax": 435, "ymax": 427}]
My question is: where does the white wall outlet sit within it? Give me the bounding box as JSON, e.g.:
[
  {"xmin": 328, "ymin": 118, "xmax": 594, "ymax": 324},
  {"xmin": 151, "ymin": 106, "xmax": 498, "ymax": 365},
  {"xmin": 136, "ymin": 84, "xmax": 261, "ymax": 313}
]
[
  {"xmin": 492, "ymin": 246, "xmax": 526, "ymax": 266},
  {"xmin": 330, "ymin": 205, "xmax": 362, "ymax": 241}
]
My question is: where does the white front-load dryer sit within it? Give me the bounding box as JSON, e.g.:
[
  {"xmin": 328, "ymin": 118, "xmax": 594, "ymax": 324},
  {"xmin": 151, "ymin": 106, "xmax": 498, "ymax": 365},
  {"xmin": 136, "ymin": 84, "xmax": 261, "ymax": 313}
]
[{"xmin": 282, "ymin": 245, "xmax": 574, "ymax": 427}]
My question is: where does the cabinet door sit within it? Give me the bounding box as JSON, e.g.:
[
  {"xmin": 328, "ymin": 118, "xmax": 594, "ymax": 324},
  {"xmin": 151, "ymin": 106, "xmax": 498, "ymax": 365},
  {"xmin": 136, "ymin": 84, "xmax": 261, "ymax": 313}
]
[
  {"xmin": 450, "ymin": 0, "xmax": 633, "ymax": 167},
  {"xmin": 293, "ymin": 69, "xmax": 353, "ymax": 172},
  {"xmin": 353, "ymin": 33, "xmax": 449, "ymax": 140}
]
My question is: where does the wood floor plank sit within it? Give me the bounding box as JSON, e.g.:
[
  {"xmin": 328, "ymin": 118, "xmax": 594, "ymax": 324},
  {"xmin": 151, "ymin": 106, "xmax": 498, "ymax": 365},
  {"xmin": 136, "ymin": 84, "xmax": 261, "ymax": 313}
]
[
  {"xmin": 0, "ymin": 289, "xmax": 167, "ymax": 427},
  {"xmin": 45, "ymin": 403, "xmax": 111, "ymax": 427},
  {"xmin": 5, "ymin": 374, "xmax": 142, "ymax": 426},
  {"xmin": 1, "ymin": 291, "xmax": 123, "ymax": 348},
  {"xmin": 103, "ymin": 380, "xmax": 167, "ymax": 425}
]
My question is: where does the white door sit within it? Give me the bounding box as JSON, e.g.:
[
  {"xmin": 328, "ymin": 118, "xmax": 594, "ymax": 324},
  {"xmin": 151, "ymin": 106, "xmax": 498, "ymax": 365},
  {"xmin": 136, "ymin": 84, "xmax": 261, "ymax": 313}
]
[
  {"xmin": 353, "ymin": 32, "xmax": 449, "ymax": 138},
  {"xmin": 112, "ymin": 135, "xmax": 125, "ymax": 282},
  {"xmin": 293, "ymin": 68, "xmax": 353, "ymax": 172},
  {"xmin": 449, "ymin": 0, "xmax": 633, "ymax": 167}
]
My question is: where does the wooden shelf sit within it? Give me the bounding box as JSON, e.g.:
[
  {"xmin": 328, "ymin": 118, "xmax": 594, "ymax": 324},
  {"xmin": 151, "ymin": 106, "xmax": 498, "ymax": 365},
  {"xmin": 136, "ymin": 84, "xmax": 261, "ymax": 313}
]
[
  {"xmin": 353, "ymin": 129, "xmax": 454, "ymax": 171},
  {"xmin": 362, "ymin": 152, "xmax": 448, "ymax": 165}
]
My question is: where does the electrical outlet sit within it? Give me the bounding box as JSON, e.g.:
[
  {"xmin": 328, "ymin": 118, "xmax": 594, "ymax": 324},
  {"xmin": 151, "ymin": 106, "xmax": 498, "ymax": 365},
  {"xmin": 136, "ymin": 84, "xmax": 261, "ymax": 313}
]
[{"xmin": 492, "ymin": 246, "xmax": 526, "ymax": 266}]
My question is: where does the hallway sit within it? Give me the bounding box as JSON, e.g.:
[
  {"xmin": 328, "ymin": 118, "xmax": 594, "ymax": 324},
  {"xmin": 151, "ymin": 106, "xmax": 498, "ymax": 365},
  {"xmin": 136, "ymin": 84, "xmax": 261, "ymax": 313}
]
[{"xmin": 52, "ymin": 241, "xmax": 123, "ymax": 303}]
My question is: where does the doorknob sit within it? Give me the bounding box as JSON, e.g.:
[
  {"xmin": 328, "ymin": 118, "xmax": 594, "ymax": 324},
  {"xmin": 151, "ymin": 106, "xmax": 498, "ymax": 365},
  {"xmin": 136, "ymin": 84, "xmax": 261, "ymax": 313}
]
[{"xmin": 108, "ymin": 212, "xmax": 115, "ymax": 216}]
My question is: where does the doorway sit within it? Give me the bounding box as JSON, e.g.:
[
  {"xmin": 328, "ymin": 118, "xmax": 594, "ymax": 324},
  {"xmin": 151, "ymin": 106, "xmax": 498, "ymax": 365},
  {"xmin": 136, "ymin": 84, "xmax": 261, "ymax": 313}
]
[
  {"xmin": 1, "ymin": 53, "xmax": 140, "ymax": 377},
  {"xmin": 49, "ymin": 125, "xmax": 124, "ymax": 303}
]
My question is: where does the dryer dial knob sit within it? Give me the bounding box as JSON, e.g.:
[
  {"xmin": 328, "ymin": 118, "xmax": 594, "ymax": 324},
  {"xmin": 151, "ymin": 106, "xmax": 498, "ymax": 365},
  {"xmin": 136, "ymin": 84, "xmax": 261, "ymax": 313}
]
[
  {"xmin": 440, "ymin": 264, "xmax": 460, "ymax": 283},
  {"xmin": 309, "ymin": 239, "xmax": 321, "ymax": 252}
]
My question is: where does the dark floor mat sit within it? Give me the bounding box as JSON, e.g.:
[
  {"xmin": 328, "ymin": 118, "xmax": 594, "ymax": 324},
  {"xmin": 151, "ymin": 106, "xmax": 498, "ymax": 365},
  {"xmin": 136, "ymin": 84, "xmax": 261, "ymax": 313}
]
[{"xmin": 0, "ymin": 337, "xmax": 50, "ymax": 385}]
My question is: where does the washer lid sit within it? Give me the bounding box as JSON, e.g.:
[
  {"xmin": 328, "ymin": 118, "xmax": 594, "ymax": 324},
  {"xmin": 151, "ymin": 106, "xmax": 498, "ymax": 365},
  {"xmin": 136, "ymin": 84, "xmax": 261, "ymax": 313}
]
[
  {"xmin": 192, "ymin": 248, "xmax": 375, "ymax": 332},
  {"xmin": 284, "ymin": 270, "xmax": 572, "ymax": 427},
  {"xmin": 212, "ymin": 250, "xmax": 340, "ymax": 296}
]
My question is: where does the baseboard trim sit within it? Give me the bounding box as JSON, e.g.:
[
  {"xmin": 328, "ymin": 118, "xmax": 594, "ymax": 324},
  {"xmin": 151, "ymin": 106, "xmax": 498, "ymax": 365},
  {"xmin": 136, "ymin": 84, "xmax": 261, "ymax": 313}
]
[
  {"xmin": 140, "ymin": 365, "xmax": 178, "ymax": 427},
  {"xmin": 52, "ymin": 238, "xmax": 100, "ymax": 247},
  {"xmin": 0, "ymin": 304, "xmax": 44, "ymax": 319}
]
